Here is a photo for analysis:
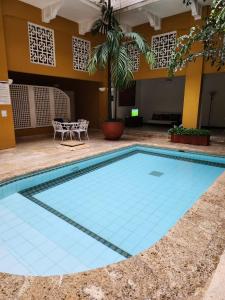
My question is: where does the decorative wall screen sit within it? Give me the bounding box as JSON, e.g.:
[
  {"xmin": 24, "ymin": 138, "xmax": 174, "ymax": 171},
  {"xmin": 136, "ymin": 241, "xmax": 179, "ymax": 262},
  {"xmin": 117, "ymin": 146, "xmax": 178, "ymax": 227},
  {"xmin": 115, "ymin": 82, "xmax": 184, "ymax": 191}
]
[
  {"xmin": 72, "ymin": 36, "xmax": 91, "ymax": 71},
  {"xmin": 10, "ymin": 85, "xmax": 31, "ymax": 129},
  {"xmin": 151, "ymin": 31, "xmax": 176, "ymax": 69},
  {"xmin": 54, "ymin": 89, "xmax": 70, "ymax": 120},
  {"xmin": 127, "ymin": 42, "xmax": 140, "ymax": 71},
  {"xmin": 34, "ymin": 86, "xmax": 52, "ymax": 127},
  {"xmin": 28, "ymin": 22, "xmax": 56, "ymax": 67},
  {"xmin": 10, "ymin": 84, "xmax": 70, "ymax": 129}
]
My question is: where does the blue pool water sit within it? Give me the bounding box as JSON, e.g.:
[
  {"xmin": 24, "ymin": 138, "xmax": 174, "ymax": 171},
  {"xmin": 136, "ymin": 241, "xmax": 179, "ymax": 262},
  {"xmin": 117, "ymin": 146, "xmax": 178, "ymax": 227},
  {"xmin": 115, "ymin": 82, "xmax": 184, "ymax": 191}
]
[{"xmin": 0, "ymin": 145, "xmax": 224, "ymax": 275}]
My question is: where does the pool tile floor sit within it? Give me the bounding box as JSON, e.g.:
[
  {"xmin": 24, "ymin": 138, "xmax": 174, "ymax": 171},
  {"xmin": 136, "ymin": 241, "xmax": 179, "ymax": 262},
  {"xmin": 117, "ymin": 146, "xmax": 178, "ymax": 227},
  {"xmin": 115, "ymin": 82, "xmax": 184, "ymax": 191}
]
[
  {"xmin": 0, "ymin": 194, "xmax": 124, "ymax": 275},
  {"xmin": 35, "ymin": 152, "xmax": 224, "ymax": 256}
]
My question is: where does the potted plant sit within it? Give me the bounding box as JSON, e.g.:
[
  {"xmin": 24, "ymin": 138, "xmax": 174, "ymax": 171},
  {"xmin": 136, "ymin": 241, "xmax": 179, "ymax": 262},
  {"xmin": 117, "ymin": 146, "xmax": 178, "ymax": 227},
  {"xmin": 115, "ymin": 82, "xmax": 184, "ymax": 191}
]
[
  {"xmin": 88, "ymin": 0, "xmax": 154, "ymax": 140},
  {"xmin": 168, "ymin": 127, "xmax": 210, "ymax": 146}
]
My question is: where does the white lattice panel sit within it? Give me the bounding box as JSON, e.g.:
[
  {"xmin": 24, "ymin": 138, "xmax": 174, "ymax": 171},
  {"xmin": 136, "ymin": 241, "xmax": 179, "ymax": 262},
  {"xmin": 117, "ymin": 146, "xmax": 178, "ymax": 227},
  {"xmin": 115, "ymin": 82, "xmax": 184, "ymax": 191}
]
[
  {"xmin": 28, "ymin": 22, "xmax": 56, "ymax": 67},
  {"xmin": 10, "ymin": 84, "xmax": 70, "ymax": 129},
  {"xmin": 10, "ymin": 85, "xmax": 31, "ymax": 129},
  {"xmin": 54, "ymin": 88, "xmax": 70, "ymax": 120},
  {"xmin": 33, "ymin": 86, "xmax": 52, "ymax": 127},
  {"xmin": 72, "ymin": 36, "xmax": 91, "ymax": 71},
  {"xmin": 152, "ymin": 31, "xmax": 176, "ymax": 69},
  {"xmin": 127, "ymin": 42, "xmax": 140, "ymax": 71}
]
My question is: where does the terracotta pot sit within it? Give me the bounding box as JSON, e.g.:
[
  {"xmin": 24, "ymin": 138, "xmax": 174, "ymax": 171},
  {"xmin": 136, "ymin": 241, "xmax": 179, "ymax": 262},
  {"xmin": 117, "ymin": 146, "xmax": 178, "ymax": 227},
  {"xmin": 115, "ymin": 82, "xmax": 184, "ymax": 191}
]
[
  {"xmin": 102, "ymin": 120, "xmax": 124, "ymax": 140},
  {"xmin": 171, "ymin": 134, "xmax": 210, "ymax": 146}
]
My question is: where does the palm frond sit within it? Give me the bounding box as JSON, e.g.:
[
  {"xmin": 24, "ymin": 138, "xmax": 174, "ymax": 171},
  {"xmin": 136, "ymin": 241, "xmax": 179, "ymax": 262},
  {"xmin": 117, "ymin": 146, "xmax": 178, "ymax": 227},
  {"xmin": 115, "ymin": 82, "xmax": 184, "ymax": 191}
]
[
  {"xmin": 87, "ymin": 43, "xmax": 109, "ymax": 74},
  {"xmin": 107, "ymin": 30, "xmax": 123, "ymax": 54},
  {"xmin": 124, "ymin": 32, "xmax": 148, "ymax": 52},
  {"xmin": 125, "ymin": 32, "xmax": 155, "ymax": 67},
  {"xmin": 111, "ymin": 45, "xmax": 134, "ymax": 89}
]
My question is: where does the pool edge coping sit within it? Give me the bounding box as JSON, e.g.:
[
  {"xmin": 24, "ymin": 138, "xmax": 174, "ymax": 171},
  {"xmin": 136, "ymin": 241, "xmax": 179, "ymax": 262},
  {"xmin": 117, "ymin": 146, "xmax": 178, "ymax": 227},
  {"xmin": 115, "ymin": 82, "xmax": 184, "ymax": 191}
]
[{"xmin": 1, "ymin": 141, "xmax": 225, "ymax": 185}]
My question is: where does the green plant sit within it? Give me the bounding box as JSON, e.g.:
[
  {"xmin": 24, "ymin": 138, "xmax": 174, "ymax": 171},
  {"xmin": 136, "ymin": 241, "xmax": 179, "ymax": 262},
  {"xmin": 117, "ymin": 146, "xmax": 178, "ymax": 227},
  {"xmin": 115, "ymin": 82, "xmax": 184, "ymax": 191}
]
[
  {"xmin": 168, "ymin": 127, "xmax": 210, "ymax": 136},
  {"xmin": 88, "ymin": 0, "xmax": 155, "ymax": 120},
  {"xmin": 169, "ymin": 0, "xmax": 225, "ymax": 76}
]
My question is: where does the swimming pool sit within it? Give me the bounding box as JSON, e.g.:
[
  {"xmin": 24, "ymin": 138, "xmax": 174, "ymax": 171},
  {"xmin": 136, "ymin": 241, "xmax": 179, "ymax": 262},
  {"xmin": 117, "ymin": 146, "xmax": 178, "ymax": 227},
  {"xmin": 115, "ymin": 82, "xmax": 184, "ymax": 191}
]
[{"xmin": 0, "ymin": 145, "xmax": 225, "ymax": 276}]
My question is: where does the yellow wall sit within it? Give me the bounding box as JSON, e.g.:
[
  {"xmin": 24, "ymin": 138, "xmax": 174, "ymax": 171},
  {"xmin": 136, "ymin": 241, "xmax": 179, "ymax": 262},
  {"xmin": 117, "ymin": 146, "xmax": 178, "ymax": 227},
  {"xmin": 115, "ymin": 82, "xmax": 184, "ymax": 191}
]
[
  {"xmin": 0, "ymin": 0, "xmax": 109, "ymax": 143},
  {"xmin": 15, "ymin": 127, "xmax": 53, "ymax": 137},
  {"xmin": 133, "ymin": 9, "xmax": 224, "ymax": 80},
  {"xmin": 132, "ymin": 9, "xmax": 224, "ymax": 128},
  {"xmin": 0, "ymin": 0, "xmax": 16, "ymax": 150},
  {"xmin": 2, "ymin": 0, "xmax": 104, "ymax": 82},
  {"xmin": 133, "ymin": 12, "xmax": 191, "ymax": 80},
  {"xmin": 182, "ymin": 55, "xmax": 203, "ymax": 128},
  {"xmin": 1, "ymin": 0, "xmax": 225, "ymax": 148},
  {"xmin": 75, "ymin": 81, "xmax": 101, "ymax": 128}
]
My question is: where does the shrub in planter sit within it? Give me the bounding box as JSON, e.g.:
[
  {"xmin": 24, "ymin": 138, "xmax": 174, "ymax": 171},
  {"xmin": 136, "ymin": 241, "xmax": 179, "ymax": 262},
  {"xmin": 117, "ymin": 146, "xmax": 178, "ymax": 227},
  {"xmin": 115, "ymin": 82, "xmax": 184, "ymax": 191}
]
[{"xmin": 168, "ymin": 127, "xmax": 210, "ymax": 146}]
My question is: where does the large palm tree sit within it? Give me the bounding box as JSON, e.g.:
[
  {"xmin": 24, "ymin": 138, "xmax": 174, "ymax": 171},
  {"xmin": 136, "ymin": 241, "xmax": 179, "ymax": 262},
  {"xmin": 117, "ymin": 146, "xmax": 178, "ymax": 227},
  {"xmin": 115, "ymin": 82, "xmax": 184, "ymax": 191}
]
[{"xmin": 88, "ymin": 0, "xmax": 155, "ymax": 120}]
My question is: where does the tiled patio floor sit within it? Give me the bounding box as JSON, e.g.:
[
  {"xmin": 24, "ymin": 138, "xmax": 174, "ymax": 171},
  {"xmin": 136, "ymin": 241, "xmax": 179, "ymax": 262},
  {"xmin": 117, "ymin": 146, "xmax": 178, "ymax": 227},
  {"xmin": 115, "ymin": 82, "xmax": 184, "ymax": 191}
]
[{"xmin": 1, "ymin": 129, "xmax": 225, "ymax": 182}]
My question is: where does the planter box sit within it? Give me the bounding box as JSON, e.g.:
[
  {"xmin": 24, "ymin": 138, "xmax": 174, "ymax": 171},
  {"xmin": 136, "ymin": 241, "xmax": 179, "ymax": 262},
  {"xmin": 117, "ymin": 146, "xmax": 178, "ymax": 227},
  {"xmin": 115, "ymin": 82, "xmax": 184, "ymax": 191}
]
[{"xmin": 171, "ymin": 134, "xmax": 210, "ymax": 146}]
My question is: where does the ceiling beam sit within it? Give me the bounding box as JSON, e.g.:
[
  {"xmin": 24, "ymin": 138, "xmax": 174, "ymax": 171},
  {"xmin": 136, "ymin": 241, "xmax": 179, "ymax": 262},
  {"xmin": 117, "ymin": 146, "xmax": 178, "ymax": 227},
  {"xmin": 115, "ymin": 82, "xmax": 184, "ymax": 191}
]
[
  {"xmin": 191, "ymin": 0, "xmax": 202, "ymax": 20},
  {"xmin": 79, "ymin": 0, "xmax": 100, "ymax": 11},
  {"xmin": 115, "ymin": 0, "xmax": 160, "ymax": 13},
  {"xmin": 120, "ymin": 23, "xmax": 133, "ymax": 33},
  {"xmin": 139, "ymin": 8, "xmax": 161, "ymax": 31},
  {"xmin": 79, "ymin": 18, "xmax": 132, "ymax": 35},
  {"xmin": 42, "ymin": 0, "xmax": 64, "ymax": 23},
  {"xmin": 79, "ymin": 19, "xmax": 96, "ymax": 35}
]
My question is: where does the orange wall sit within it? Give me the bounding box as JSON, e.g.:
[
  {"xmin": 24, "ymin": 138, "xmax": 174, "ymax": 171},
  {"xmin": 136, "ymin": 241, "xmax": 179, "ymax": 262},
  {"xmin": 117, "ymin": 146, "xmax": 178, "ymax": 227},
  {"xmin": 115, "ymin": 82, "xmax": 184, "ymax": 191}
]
[
  {"xmin": 2, "ymin": 0, "xmax": 104, "ymax": 82},
  {"xmin": 1, "ymin": 0, "xmax": 224, "ymax": 145},
  {"xmin": 0, "ymin": 104, "xmax": 16, "ymax": 149},
  {"xmin": 0, "ymin": 0, "xmax": 8, "ymax": 81},
  {"xmin": 133, "ymin": 9, "xmax": 224, "ymax": 80},
  {"xmin": 132, "ymin": 9, "xmax": 224, "ymax": 128},
  {"xmin": 0, "ymin": 0, "xmax": 108, "ymax": 142},
  {"xmin": 75, "ymin": 81, "xmax": 101, "ymax": 128},
  {"xmin": 3, "ymin": 1, "xmax": 222, "ymax": 83},
  {"xmin": 133, "ymin": 12, "xmax": 191, "ymax": 80},
  {"xmin": 0, "ymin": 0, "xmax": 16, "ymax": 150},
  {"xmin": 15, "ymin": 127, "xmax": 53, "ymax": 137},
  {"xmin": 182, "ymin": 55, "xmax": 204, "ymax": 128}
]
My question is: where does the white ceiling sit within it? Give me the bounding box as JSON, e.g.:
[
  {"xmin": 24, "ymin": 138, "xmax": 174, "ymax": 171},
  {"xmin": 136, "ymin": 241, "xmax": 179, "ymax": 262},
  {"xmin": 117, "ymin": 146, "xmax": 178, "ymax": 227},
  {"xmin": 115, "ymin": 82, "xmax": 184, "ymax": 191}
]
[
  {"xmin": 20, "ymin": 0, "xmax": 211, "ymax": 27},
  {"xmin": 20, "ymin": 0, "xmax": 100, "ymax": 23}
]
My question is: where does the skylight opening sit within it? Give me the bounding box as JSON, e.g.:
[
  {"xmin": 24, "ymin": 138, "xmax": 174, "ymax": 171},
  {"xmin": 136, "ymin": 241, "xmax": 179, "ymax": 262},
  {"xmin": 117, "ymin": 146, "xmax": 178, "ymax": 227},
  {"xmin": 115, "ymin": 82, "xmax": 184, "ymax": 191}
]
[{"xmin": 89, "ymin": 0, "xmax": 147, "ymax": 11}]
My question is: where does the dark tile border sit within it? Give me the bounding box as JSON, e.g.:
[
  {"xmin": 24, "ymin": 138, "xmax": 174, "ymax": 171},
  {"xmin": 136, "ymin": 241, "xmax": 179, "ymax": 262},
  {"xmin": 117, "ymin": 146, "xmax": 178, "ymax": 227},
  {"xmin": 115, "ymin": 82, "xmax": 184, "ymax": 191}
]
[
  {"xmin": 17, "ymin": 147, "xmax": 225, "ymax": 198},
  {"xmin": 1, "ymin": 143, "xmax": 225, "ymax": 188},
  {"xmin": 0, "ymin": 144, "xmax": 137, "ymax": 187},
  {"xmin": 22, "ymin": 194, "xmax": 132, "ymax": 259},
  {"xmin": 21, "ymin": 150, "xmax": 138, "ymax": 196},
  {"xmin": 138, "ymin": 149, "xmax": 225, "ymax": 168}
]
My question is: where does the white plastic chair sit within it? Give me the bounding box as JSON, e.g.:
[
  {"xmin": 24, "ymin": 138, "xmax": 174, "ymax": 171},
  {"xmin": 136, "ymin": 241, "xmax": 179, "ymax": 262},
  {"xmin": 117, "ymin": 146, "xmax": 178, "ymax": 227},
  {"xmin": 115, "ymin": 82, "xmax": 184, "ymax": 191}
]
[
  {"xmin": 52, "ymin": 121, "xmax": 72, "ymax": 141},
  {"xmin": 77, "ymin": 119, "xmax": 87, "ymax": 123},
  {"xmin": 71, "ymin": 121, "xmax": 89, "ymax": 141}
]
